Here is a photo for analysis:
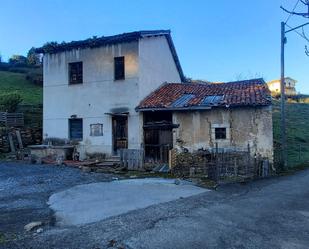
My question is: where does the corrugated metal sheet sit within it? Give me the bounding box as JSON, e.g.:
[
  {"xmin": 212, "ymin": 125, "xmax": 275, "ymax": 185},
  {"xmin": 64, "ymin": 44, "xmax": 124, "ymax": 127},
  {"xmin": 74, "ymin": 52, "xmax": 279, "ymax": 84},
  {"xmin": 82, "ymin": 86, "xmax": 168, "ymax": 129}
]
[{"xmin": 171, "ymin": 94, "xmax": 195, "ymax": 107}]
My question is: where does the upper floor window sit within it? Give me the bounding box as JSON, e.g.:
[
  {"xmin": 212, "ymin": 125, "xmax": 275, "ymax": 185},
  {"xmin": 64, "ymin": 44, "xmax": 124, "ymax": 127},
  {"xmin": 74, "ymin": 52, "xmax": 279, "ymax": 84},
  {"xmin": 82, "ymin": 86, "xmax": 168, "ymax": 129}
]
[
  {"xmin": 69, "ymin": 62, "xmax": 83, "ymax": 84},
  {"xmin": 114, "ymin": 56, "xmax": 125, "ymax": 80}
]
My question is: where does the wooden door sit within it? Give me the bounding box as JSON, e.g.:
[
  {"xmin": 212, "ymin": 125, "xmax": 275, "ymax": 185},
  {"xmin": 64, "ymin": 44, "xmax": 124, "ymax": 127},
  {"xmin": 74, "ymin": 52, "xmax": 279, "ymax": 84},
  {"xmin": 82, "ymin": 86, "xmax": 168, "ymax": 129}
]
[{"xmin": 112, "ymin": 116, "xmax": 128, "ymax": 154}]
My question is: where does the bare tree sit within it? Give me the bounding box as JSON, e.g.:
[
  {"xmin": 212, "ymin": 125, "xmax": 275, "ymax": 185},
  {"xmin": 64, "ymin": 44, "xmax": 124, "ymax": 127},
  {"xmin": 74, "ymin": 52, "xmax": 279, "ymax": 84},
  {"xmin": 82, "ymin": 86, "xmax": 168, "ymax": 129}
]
[
  {"xmin": 281, "ymin": 0, "xmax": 309, "ymax": 56},
  {"xmin": 281, "ymin": 0, "xmax": 309, "ymax": 18}
]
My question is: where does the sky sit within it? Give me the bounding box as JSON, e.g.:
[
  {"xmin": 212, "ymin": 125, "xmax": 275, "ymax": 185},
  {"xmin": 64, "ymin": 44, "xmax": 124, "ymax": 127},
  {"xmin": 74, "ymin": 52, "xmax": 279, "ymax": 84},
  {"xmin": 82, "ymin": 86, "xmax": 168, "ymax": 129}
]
[{"xmin": 0, "ymin": 0, "xmax": 308, "ymax": 93}]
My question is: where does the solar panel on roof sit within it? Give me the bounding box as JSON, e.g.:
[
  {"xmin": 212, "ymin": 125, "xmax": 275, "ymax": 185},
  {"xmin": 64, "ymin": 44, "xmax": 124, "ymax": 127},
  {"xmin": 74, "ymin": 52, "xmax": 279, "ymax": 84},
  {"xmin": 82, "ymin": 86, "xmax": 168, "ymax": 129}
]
[
  {"xmin": 201, "ymin": 95, "xmax": 224, "ymax": 106},
  {"xmin": 171, "ymin": 94, "xmax": 195, "ymax": 107}
]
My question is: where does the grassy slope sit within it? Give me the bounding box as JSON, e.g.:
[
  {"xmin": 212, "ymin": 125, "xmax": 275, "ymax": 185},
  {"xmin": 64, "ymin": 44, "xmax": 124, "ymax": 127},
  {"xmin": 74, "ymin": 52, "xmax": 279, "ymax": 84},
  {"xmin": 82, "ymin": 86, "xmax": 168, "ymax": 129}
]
[
  {"xmin": 0, "ymin": 71, "xmax": 42, "ymax": 105},
  {"xmin": 272, "ymin": 100, "xmax": 309, "ymax": 166}
]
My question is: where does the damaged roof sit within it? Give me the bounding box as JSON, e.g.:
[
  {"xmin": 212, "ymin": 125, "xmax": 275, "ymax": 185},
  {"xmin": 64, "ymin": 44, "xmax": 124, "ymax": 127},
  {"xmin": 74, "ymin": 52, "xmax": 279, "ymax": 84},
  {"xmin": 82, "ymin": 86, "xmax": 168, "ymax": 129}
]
[
  {"xmin": 35, "ymin": 30, "xmax": 185, "ymax": 82},
  {"xmin": 136, "ymin": 78, "xmax": 271, "ymax": 111}
]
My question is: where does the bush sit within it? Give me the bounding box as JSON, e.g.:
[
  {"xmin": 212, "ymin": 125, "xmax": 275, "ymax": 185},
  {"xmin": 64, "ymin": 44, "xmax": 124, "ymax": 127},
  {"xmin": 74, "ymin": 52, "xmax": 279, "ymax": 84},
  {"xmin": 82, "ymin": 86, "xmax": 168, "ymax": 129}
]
[
  {"xmin": 26, "ymin": 72, "xmax": 43, "ymax": 86},
  {"xmin": 0, "ymin": 62, "xmax": 9, "ymax": 71},
  {"xmin": 8, "ymin": 55, "xmax": 28, "ymax": 66},
  {"xmin": 0, "ymin": 93, "xmax": 23, "ymax": 112}
]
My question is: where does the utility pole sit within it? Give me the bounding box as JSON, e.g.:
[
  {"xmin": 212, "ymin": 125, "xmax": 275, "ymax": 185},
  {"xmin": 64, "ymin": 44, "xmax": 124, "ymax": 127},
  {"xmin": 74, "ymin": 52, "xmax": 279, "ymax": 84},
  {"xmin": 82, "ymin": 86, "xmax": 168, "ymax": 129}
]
[
  {"xmin": 280, "ymin": 22, "xmax": 287, "ymax": 169},
  {"xmin": 279, "ymin": 0, "xmax": 309, "ymax": 169}
]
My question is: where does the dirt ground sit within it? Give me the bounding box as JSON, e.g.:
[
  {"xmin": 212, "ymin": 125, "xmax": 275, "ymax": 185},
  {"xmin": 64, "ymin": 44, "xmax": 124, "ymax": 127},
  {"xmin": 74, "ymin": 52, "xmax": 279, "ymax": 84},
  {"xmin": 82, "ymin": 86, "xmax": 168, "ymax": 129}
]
[{"xmin": 1, "ymin": 162, "xmax": 309, "ymax": 249}]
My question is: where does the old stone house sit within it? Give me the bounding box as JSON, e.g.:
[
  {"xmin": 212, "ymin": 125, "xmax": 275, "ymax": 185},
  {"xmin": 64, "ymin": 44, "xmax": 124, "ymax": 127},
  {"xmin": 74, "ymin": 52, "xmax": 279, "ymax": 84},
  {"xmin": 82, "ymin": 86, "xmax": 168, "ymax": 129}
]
[
  {"xmin": 136, "ymin": 79, "xmax": 273, "ymax": 162},
  {"xmin": 36, "ymin": 30, "xmax": 273, "ymax": 162}
]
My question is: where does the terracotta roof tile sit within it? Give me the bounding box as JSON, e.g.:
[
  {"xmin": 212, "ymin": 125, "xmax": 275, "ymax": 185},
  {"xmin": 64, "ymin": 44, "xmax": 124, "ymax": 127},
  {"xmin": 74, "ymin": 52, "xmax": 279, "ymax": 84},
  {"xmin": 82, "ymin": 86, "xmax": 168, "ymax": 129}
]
[{"xmin": 137, "ymin": 78, "xmax": 271, "ymax": 111}]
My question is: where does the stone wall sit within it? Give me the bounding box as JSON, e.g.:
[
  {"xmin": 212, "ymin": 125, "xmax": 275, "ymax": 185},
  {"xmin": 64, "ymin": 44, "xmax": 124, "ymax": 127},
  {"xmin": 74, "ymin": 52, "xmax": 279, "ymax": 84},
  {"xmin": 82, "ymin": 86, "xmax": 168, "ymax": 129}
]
[{"xmin": 172, "ymin": 106, "xmax": 273, "ymax": 162}]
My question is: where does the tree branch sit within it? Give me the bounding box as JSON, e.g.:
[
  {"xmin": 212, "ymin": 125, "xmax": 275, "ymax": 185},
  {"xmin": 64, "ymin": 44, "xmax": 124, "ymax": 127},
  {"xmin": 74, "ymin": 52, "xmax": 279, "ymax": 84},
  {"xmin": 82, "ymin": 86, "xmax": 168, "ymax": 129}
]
[{"xmin": 280, "ymin": 5, "xmax": 309, "ymax": 18}]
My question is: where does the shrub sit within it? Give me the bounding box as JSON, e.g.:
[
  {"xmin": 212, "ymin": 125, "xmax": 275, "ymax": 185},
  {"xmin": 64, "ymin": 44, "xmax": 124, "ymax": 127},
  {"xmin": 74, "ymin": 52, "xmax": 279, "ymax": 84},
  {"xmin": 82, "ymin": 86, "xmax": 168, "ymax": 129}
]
[
  {"xmin": 26, "ymin": 72, "xmax": 43, "ymax": 86},
  {"xmin": 8, "ymin": 55, "xmax": 28, "ymax": 66},
  {"xmin": 0, "ymin": 93, "xmax": 23, "ymax": 112}
]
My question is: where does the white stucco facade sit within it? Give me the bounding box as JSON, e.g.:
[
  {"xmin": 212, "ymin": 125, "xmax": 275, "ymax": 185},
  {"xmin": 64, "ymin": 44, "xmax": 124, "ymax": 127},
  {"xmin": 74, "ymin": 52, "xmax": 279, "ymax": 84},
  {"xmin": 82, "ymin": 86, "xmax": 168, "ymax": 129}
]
[
  {"xmin": 43, "ymin": 35, "xmax": 182, "ymax": 158},
  {"xmin": 267, "ymin": 77, "xmax": 297, "ymax": 95}
]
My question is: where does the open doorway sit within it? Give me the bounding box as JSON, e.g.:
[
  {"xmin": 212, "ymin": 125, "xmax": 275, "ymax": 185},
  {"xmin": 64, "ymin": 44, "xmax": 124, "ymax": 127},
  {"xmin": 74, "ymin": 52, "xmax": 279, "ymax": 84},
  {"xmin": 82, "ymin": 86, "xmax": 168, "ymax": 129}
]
[
  {"xmin": 143, "ymin": 111, "xmax": 178, "ymax": 163},
  {"xmin": 112, "ymin": 115, "xmax": 128, "ymax": 155}
]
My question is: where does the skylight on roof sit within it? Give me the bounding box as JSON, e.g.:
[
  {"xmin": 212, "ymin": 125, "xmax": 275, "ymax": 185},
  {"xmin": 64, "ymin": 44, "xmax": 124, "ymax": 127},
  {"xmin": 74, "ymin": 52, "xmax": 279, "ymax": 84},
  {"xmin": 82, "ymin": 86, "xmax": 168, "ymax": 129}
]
[
  {"xmin": 171, "ymin": 94, "xmax": 195, "ymax": 107},
  {"xmin": 201, "ymin": 95, "xmax": 224, "ymax": 106}
]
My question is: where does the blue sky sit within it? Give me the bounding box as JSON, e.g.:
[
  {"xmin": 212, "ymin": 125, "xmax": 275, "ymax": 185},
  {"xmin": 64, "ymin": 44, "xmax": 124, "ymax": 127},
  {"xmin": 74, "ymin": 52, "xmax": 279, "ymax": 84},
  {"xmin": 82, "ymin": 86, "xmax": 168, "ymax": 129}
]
[{"xmin": 1, "ymin": 0, "xmax": 308, "ymax": 93}]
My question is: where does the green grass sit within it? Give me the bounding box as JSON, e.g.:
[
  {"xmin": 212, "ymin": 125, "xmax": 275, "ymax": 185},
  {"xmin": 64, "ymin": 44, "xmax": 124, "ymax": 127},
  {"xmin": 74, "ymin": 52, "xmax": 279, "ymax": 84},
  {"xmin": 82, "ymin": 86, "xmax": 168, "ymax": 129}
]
[
  {"xmin": 272, "ymin": 100, "xmax": 309, "ymax": 167},
  {"xmin": 0, "ymin": 71, "xmax": 42, "ymax": 105}
]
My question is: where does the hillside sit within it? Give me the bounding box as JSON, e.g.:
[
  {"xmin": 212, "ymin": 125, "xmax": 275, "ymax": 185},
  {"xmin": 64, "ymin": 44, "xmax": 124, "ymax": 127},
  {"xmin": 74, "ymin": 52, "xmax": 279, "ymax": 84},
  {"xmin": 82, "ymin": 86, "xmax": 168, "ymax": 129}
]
[
  {"xmin": 272, "ymin": 100, "xmax": 309, "ymax": 167},
  {"xmin": 0, "ymin": 70, "xmax": 42, "ymax": 105}
]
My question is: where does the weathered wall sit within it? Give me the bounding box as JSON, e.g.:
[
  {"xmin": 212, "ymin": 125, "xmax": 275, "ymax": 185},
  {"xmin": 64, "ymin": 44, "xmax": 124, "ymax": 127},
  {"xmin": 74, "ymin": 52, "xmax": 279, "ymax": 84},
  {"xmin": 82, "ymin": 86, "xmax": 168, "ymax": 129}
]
[
  {"xmin": 43, "ymin": 42, "xmax": 140, "ymax": 158},
  {"xmin": 139, "ymin": 36, "xmax": 182, "ymax": 100},
  {"xmin": 43, "ymin": 36, "xmax": 181, "ymax": 158},
  {"xmin": 172, "ymin": 106, "xmax": 273, "ymax": 161}
]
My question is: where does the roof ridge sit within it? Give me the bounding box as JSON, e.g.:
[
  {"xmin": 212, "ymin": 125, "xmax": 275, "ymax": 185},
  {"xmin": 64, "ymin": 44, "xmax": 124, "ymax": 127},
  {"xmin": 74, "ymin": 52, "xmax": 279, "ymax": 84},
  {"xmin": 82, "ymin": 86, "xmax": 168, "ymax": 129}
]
[
  {"xmin": 35, "ymin": 29, "xmax": 171, "ymax": 54},
  {"xmin": 166, "ymin": 78, "xmax": 266, "ymax": 87}
]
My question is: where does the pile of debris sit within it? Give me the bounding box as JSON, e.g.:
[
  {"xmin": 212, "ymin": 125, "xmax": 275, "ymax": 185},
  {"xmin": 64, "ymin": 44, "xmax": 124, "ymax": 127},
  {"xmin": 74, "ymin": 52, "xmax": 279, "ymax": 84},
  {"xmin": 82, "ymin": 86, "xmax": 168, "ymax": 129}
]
[
  {"xmin": 40, "ymin": 155, "xmax": 127, "ymax": 174},
  {"xmin": 0, "ymin": 128, "xmax": 42, "ymax": 153}
]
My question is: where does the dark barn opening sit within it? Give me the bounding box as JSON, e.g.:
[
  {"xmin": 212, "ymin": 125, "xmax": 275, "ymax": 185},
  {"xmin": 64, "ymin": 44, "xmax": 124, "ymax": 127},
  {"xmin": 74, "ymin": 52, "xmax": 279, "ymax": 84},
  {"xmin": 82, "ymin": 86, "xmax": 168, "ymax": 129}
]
[{"xmin": 143, "ymin": 111, "xmax": 178, "ymax": 164}]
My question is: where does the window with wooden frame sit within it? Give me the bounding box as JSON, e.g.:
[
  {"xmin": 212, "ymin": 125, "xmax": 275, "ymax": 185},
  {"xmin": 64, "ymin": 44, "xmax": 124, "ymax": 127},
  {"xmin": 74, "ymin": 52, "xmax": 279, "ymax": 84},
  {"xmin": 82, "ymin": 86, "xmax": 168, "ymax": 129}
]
[
  {"xmin": 215, "ymin": 127, "xmax": 227, "ymax": 140},
  {"xmin": 114, "ymin": 56, "xmax": 125, "ymax": 80},
  {"xmin": 69, "ymin": 118, "xmax": 83, "ymax": 140},
  {"xmin": 90, "ymin": 123, "xmax": 103, "ymax": 136},
  {"xmin": 69, "ymin": 62, "xmax": 83, "ymax": 84}
]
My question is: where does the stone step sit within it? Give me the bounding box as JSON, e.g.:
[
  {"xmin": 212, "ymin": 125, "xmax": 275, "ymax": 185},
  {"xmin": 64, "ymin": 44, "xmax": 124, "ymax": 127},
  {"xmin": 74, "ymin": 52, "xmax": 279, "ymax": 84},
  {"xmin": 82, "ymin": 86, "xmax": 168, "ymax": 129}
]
[
  {"xmin": 96, "ymin": 161, "xmax": 119, "ymax": 167},
  {"xmin": 104, "ymin": 157, "xmax": 121, "ymax": 163}
]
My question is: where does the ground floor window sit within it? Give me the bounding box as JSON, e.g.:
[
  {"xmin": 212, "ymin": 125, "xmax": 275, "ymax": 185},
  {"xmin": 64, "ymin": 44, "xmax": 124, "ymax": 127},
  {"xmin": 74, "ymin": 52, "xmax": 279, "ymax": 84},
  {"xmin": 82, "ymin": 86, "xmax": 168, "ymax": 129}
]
[
  {"xmin": 211, "ymin": 123, "xmax": 230, "ymax": 141},
  {"xmin": 69, "ymin": 118, "xmax": 83, "ymax": 140},
  {"xmin": 90, "ymin": 123, "xmax": 103, "ymax": 136},
  {"xmin": 215, "ymin": 127, "xmax": 227, "ymax": 140}
]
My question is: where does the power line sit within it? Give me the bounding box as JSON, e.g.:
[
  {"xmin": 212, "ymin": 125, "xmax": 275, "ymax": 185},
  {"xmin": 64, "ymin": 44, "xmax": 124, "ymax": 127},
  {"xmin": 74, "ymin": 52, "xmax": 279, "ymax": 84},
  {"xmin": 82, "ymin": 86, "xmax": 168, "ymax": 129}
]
[
  {"xmin": 286, "ymin": 23, "xmax": 309, "ymax": 43},
  {"xmin": 285, "ymin": 0, "xmax": 301, "ymax": 24}
]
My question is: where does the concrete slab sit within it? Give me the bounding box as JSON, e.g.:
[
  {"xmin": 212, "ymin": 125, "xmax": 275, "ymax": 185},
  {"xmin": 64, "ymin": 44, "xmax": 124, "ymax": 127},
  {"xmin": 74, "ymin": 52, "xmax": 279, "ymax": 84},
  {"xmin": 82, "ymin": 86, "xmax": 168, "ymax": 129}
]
[{"xmin": 48, "ymin": 178, "xmax": 208, "ymax": 226}]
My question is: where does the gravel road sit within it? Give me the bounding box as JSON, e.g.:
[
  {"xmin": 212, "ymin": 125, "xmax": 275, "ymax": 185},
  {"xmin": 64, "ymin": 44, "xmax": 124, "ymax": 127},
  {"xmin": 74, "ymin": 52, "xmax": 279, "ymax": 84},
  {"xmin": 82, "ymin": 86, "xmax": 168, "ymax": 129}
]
[{"xmin": 1, "ymin": 162, "xmax": 309, "ymax": 249}]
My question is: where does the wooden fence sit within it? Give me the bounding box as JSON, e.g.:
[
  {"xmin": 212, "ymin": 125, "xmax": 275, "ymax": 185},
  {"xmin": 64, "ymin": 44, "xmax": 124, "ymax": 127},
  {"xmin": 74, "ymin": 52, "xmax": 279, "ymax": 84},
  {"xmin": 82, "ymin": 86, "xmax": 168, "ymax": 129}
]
[
  {"xmin": 0, "ymin": 112, "xmax": 24, "ymax": 127},
  {"xmin": 120, "ymin": 149, "xmax": 144, "ymax": 170}
]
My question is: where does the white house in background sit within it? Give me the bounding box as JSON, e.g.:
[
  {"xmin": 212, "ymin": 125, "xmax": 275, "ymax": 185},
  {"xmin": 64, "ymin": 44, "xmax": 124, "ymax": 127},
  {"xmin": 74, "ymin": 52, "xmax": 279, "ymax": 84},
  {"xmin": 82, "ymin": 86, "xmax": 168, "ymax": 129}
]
[
  {"xmin": 36, "ymin": 30, "xmax": 184, "ymax": 159},
  {"xmin": 267, "ymin": 77, "xmax": 297, "ymax": 96}
]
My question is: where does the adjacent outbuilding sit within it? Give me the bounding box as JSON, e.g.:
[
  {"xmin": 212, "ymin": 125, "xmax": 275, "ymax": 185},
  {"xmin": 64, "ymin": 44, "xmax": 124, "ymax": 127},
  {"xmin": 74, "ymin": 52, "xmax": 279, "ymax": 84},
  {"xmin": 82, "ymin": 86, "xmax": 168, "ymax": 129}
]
[{"xmin": 136, "ymin": 78, "xmax": 273, "ymax": 163}]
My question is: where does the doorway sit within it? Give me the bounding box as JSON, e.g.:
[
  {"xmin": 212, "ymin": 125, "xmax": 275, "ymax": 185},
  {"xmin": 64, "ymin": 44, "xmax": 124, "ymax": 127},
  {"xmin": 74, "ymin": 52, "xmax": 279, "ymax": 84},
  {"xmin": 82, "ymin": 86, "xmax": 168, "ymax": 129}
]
[{"xmin": 112, "ymin": 115, "xmax": 128, "ymax": 154}]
